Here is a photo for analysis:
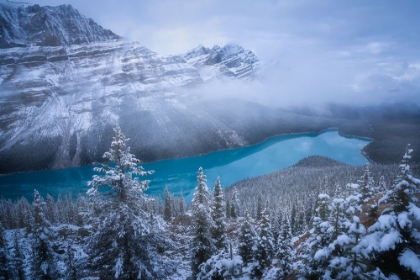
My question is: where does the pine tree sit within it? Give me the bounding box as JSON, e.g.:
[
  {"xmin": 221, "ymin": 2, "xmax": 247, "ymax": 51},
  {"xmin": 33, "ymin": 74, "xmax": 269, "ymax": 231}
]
[
  {"xmin": 0, "ymin": 222, "xmax": 7, "ymax": 279},
  {"xmin": 330, "ymin": 215, "xmax": 382, "ymax": 279},
  {"xmin": 378, "ymin": 175, "xmax": 387, "ymax": 192},
  {"xmin": 238, "ymin": 210, "xmax": 258, "ymax": 266},
  {"xmin": 256, "ymin": 194, "xmax": 263, "ymax": 220},
  {"xmin": 231, "ymin": 187, "xmax": 241, "ymax": 218},
  {"xmin": 277, "ymin": 214, "xmax": 293, "ymax": 278},
  {"xmin": 87, "ymin": 126, "xmax": 169, "ymax": 279},
  {"xmin": 290, "ymin": 198, "xmax": 297, "ymax": 235},
  {"xmin": 211, "ymin": 177, "xmax": 227, "ymax": 251},
  {"xmin": 179, "ymin": 190, "xmax": 186, "ymax": 215},
  {"xmin": 164, "ymin": 186, "xmax": 172, "ymax": 221},
  {"xmin": 191, "ymin": 167, "xmax": 215, "ymax": 277},
  {"xmin": 256, "ymin": 208, "xmax": 274, "ymax": 274},
  {"xmin": 299, "ymin": 193, "xmax": 332, "ymax": 279},
  {"xmin": 9, "ymin": 231, "xmax": 25, "ymax": 280},
  {"xmin": 226, "ymin": 199, "xmax": 231, "ymax": 219},
  {"xmin": 16, "ymin": 197, "xmax": 32, "ymax": 230},
  {"xmin": 31, "ymin": 190, "xmax": 56, "ymax": 279},
  {"xmin": 45, "ymin": 194, "xmax": 57, "ymax": 225},
  {"xmin": 366, "ymin": 146, "xmax": 420, "ymax": 279},
  {"xmin": 358, "ymin": 163, "xmax": 374, "ymax": 202}
]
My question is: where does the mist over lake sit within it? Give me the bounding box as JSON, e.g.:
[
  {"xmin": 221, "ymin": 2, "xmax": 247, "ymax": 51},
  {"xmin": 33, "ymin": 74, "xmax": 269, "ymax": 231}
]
[{"xmin": 0, "ymin": 130, "xmax": 369, "ymax": 202}]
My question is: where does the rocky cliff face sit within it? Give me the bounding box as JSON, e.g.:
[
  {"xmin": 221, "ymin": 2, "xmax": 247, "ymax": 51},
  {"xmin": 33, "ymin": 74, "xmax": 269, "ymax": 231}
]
[
  {"xmin": 0, "ymin": 1, "xmax": 281, "ymax": 174},
  {"xmin": 0, "ymin": 0, "xmax": 120, "ymax": 48},
  {"xmin": 182, "ymin": 44, "xmax": 260, "ymax": 80}
]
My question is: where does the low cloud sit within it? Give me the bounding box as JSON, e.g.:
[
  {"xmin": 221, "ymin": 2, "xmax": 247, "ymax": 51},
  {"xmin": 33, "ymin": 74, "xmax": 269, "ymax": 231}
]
[{"xmin": 28, "ymin": 0, "xmax": 420, "ymax": 107}]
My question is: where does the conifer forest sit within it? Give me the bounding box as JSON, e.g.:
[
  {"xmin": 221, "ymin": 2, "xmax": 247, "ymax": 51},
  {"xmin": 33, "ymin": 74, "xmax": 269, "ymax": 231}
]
[
  {"xmin": 1, "ymin": 126, "xmax": 419, "ymax": 279},
  {"xmin": 1, "ymin": 1, "xmax": 420, "ymax": 279}
]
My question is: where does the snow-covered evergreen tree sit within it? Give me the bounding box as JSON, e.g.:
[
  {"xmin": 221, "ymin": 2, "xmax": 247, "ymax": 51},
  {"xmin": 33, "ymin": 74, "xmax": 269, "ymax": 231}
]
[
  {"xmin": 191, "ymin": 167, "xmax": 215, "ymax": 277},
  {"xmin": 211, "ymin": 176, "xmax": 227, "ymax": 252},
  {"xmin": 226, "ymin": 199, "xmax": 231, "ymax": 219},
  {"xmin": 179, "ymin": 190, "xmax": 186, "ymax": 215},
  {"xmin": 256, "ymin": 194, "xmax": 263, "ymax": 220},
  {"xmin": 197, "ymin": 244, "xmax": 243, "ymax": 280},
  {"xmin": 299, "ymin": 193, "xmax": 332, "ymax": 279},
  {"xmin": 358, "ymin": 164, "xmax": 374, "ymax": 202},
  {"xmin": 238, "ymin": 210, "xmax": 258, "ymax": 269},
  {"xmin": 87, "ymin": 126, "xmax": 170, "ymax": 279},
  {"xmin": 231, "ymin": 187, "xmax": 241, "ymax": 218},
  {"xmin": 364, "ymin": 146, "xmax": 420, "ymax": 279},
  {"xmin": 0, "ymin": 222, "xmax": 7, "ymax": 279},
  {"xmin": 378, "ymin": 175, "xmax": 387, "ymax": 193},
  {"xmin": 164, "ymin": 186, "xmax": 172, "ymax": 221},
  {"xmin": 31, "ymin": 189, "xmax": 56, "ymax": 279},
  {"xmin": 255, "ymin": 208, "xmax": 274, "ymax": 275},
  {"xmin": 329, "ymin": 215, "xmax": 384, "ymax": 279},
  {"xmin": 277, "ymin": 214, "xmax": 293, "ymax": 278}
]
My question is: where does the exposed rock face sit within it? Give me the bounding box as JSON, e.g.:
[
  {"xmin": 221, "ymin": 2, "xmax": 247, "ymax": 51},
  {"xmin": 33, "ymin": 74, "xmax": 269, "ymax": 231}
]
[
  {"xmin": 182, "ymin": 44, "xmax": 260, "ymax": 80},
  {"xmin": 0, "ymin": 1, "xmax": 292, "ymax": 174},
  {"xmin": 0, "ymin": 1, "xmax": 120, "ymax": 48}
]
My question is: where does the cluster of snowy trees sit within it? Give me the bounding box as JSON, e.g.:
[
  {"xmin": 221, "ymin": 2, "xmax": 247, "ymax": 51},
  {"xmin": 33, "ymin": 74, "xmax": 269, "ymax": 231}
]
[{"xmin": 0, "ymin": 126, "xmax": 419, "ymax": 279}]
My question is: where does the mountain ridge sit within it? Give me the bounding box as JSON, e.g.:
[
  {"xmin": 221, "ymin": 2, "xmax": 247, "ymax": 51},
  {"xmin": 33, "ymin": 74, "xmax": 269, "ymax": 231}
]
[
  {"xmin": 0, "ymin": 1, "xmax": 270, "ymax": 174},
  {"xmin": 0, "ymin": 0, "xmax": 120, "ymax": 48}
]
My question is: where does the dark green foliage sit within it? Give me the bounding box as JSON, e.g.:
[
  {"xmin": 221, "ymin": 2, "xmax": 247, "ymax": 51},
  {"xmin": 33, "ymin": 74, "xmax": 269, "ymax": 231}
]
[
  {"xmin": 238, "ymin": 211, "xmax": 257, "ymax": 266},
  {"xmin": 0, "ymin": 223, "xmax": 7, "ymax": 279},
  {"xmin": 211, "ymin": 177, "xmax": 227, "ymax": 251},
  {"xmin": 87, "ymin": 126, "xmax": 171, "ymax": 279},
  {"xmin": 256, "ymin": 208, "xmax": 274, "ymax": 274},
  {"xmin": 277, "ymin": 215, "xmax": 293, "ymax": 278},
  {"xmin": 191, "ymin": 167, "xmax": 215, "ymax": 277},
  {"xmin": 226, "ymin": 199, "xmax": 231, "ymax": 219},
  {"xmin": 369, "ymin": 146, "xmax": 420, "ymax": 279},
  {"xmin": 164, "ymin": 186, "xmax": 172, "ymax": 221}
]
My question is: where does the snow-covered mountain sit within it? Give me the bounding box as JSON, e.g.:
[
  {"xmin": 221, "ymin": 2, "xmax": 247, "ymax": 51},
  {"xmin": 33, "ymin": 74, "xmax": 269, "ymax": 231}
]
[
  {"xmin": 0, "ymin": 1, "xmax": 324, "ymax": 174},
  {"xmin": 0, "ymin": 0, "xmax": 120, "ymax": 48},
  {"xmin": 182, "ymin": 44, "xmax": 260, "ymax": 81}
]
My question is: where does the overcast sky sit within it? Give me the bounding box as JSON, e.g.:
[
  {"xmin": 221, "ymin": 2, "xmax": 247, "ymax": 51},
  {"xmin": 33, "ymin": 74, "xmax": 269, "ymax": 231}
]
[{"xmin": 28, "ymin": 0, "xmax": 420, "ymax": 106}]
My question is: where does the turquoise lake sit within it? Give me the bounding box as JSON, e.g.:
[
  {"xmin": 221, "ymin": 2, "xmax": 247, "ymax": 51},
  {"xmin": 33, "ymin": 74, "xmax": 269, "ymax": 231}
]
[{"xmin": 0, "ymin": 130, "xmax": 370, "ymax": 202}]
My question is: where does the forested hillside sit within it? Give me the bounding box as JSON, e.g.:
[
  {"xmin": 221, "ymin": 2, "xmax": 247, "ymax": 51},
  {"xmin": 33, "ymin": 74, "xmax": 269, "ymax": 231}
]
[{"xmin": 1, "ymin": 127, "xmax": 419, "ymax": 279}]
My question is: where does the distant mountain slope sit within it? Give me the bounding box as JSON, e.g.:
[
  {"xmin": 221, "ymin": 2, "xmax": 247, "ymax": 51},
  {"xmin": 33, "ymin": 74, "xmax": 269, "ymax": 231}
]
[
  {"xmin": 182, "ymin": 44, "xmax": 260, "ymax": 80},
  {"xmin": 0, "ymin": 1, "xmax": 280, "ymax": 174},
  {"xmin": 0, "ymin": 0, "xmax": 120, "ymax": 48}
]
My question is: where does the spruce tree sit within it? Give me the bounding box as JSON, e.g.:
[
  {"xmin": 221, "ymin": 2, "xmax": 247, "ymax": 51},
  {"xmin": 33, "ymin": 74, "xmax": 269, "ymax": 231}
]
[
  {"xmin": 358, "ymin": 163, "xmax": 374, "ymax": 202},
  {"xmin": 211, "ymin": 177, "xmax": 227, "ymax": 251},
  {"xmin": 179, "ymin": 190, "xmax": 186, "ymax": 215},
  {"xmin": 238, "ymin": 210, "xmax": 258, "ymax": 266},
  {"xmin": 31, "ymin": 190, "xmax": 56, "ymax": 279},
  {"xmin": 366, "ymin": 146, "xmax": 420, "ymax": 279},
  {"xmin": 277, "ymin": 214, "xmax": 293, "ymax": 278},
  {"xmin": 0, "ymin": 222, "xmax": 7, "ymax": 279},
  {"xmin": 231, "ymin": 187, "xmax": 241, "ymax": 218},
  {"xmin": 256, "ymin": 194, "xmax": 263, "ymax": 220},
  {"xmin": 163, "ymin": 186, "xmax": 172, "ymax": 221},
  {"xmin": 226, "ymin": 199, "xmax": 231, "ymax": 219},
  {"xmin": 87, "ymin": 126, "xmax": 169, "ymax": 279},
  {"xmin": 191, "ymin": 167, "xmax": 215, "ymax": 277},
  {"xmin": 256, "ymin": 208, "xmax": 274, "ymax": 274},
  {"xmin": 299, "ymin": 193, "xmax": 332, "ymax": 279}
]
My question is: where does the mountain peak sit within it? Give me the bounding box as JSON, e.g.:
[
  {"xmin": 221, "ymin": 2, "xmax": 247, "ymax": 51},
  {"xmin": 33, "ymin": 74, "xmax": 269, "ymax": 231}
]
[
  {"xmin": 0, "ymin": 1, "xmax": 120, "ymax": 48},
  {"xmin": 182, "ymin": 43, "xmax": 260, "ymax": 80}
]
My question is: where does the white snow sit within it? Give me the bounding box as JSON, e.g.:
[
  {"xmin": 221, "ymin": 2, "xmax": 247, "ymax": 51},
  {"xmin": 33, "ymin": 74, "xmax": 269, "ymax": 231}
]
[{"xmin": 398, "ymin": 249, "xmax": 420, "ymax": 277}]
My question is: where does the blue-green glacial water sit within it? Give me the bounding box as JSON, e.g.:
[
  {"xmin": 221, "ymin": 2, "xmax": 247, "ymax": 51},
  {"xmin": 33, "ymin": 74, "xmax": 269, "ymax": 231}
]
[{"xmin": 0, "ymin": 130, "xmax": 370, "ymax": 202}]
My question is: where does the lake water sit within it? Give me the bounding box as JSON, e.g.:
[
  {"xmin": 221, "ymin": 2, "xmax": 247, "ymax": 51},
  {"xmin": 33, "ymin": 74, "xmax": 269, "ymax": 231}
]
[{"xmin": 0, "ymin": 130, "xmax": 370, "ymax": 202}]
